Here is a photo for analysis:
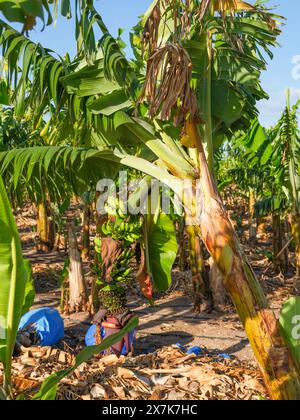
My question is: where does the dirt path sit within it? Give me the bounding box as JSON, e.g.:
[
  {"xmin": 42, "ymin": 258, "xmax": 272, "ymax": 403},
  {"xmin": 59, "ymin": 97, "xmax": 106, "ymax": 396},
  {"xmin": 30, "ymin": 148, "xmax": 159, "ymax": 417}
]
[
  {"xmin": 18, "ymin": 209, "xmax": 296, "ymax": 366},
  {"xmin": 130, "ymin": 294, "xmax": 252, "ymax": 361},
  {"xmin": 21, "ymin": 240, "xmax": 254, "ymax": 362}
]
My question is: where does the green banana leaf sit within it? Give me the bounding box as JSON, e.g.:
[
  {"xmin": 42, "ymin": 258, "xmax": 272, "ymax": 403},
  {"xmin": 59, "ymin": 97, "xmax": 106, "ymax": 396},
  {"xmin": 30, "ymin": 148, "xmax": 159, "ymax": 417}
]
[
  {"xmin": 0, "ymin": 0, "xmax": 53, "ymax": 27},
  {"xmin": 32, "ymin": 316, "xmax": 139, "ymax": 400},
  {"xmin": 88, "ymin": 89, "xmax": 132, "ymax": 116},
  {"xmin": 22, "ymin": 261, "xmax": 35, "ymax": 316},
  {"xmin": 212, "ymin": 81, "xmax": 246, "ymax": 126},
  {"xmin": 0, "ymin": 80, "xmax": 9, "ymax": 105},
  {"xmin": 280, "ymin": 297, "xmax": 300, "ymax": 371},
  {"xmin": 0, "ymin": 175, "xmax": 32, "ymax": 381},
  {"xmin": 145, "ymin": 196, "xmax": 178, "ymax": 292}
]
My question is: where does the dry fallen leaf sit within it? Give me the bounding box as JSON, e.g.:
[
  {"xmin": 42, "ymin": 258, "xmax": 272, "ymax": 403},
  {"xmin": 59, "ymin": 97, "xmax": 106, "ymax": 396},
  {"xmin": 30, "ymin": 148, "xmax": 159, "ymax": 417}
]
[{"xmin": 1, "ymin": 345, "xmax": 267, "ymax": 401}]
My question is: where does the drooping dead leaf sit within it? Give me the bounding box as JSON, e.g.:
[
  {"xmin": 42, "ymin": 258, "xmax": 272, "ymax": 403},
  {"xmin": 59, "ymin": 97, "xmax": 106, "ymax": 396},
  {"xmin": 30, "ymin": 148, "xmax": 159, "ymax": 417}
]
[
  {"xmin": 100, "ymin": 238, "xmax": 123, "ymax": 282},
  {"xmin": 136, "ymin": 247, "xmax": 153, "ymax": 300},
  {"xmin": 140, "ymin": 44, "xmax": 199, "ymax": 126}
]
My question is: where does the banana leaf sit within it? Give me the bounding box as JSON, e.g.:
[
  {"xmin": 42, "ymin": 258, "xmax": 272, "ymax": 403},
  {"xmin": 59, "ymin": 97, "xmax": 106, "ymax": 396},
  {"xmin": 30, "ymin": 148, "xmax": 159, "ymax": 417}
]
[
  {"xmin": 145, "ymin": 194, "xmax": 178, "ymax": 292},
  {"xmin": 280, "ymin": 298, "xmax": 300, "ymax": 371},
  {"xmin": 0, "ymin": 175, "xmax": 33, "ymax": 387}
]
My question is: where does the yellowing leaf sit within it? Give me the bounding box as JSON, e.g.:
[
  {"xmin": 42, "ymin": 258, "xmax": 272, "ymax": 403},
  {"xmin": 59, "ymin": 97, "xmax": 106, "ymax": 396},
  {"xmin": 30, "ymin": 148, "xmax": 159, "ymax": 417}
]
[
  {"xmin": 181, "ymin": 134, "xmax": 197, "ymax": 148},
  {"xmin": 214, "ymin": 0, "xmax": 254, "ymax": 12}
]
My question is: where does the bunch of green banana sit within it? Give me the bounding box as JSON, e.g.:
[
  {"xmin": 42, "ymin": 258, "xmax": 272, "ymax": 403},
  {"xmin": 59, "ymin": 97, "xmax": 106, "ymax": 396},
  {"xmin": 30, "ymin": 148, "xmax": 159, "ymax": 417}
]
[
  {"xmin": 94, "ymin": 233, "xmax": 135, "ymax": 285},
  {"xmin": 101, "ymin": 212, "xmax": 142, "ymax": 245},
  {"xmin": 118, "ymin": 247, "xmax": 134, "ymax": 263},
  {"xmin": 111, "ymin": 266, "xmax": 134, "ymax": 283},
  {"xmin": 95, "ymin": 200, "xmax": 143, "ymax": 309},
  {"xmin": 110, "ymin": 246, "xmax": 135, "ymax": 283}
]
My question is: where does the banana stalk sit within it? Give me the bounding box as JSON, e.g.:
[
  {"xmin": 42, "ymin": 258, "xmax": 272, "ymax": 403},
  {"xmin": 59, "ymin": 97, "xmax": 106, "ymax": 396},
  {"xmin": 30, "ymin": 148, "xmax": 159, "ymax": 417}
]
[
  {"xmin": 37, "ymin": 201, "xmax": 55, "ymax": 252},
  {"xmin": 249, "ymin": 188, "xmax": 257, "ymax": 243},
  {"xmin": 180, "ymin": 122, "xmax": 300, "ymax": 400},
  {"xmin": 37, "ymin": 202, "xmax": 48, "ymax": 249},
  {"xmin": 198, "ymin": 29, "xmax": 214, "ymax": 174},
  {"xmin": 68, "ymin": 224, "xmax": 88, "ymax": 313},
  {"xmin": 81, "ymin": 203, "xmax": 91, "ymax": 260},
  {"xmin": 186, "ymin": 224, "xmax": 208, "ymax": 312},
  {"xmin": 291, "ymin": 213, "xmax": 300, "ymax": 292}
]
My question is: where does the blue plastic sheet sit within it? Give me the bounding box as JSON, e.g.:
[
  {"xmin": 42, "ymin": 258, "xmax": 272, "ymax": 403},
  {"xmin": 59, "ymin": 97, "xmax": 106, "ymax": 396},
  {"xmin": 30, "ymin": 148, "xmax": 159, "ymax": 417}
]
[
  {"xmin": 187, "ymin": 346, "xmax": 202, "ymax": 356},
  {"xmin": 85, "ymin": 324, "xmax": 135, "ymax": 355},
  {"xmin": 176, "ymin": 343, "xmax": 203, "ymax": 356},
  {"xmin": 18, "ymin": 308, "xmax": 64, "ymax": 346}
]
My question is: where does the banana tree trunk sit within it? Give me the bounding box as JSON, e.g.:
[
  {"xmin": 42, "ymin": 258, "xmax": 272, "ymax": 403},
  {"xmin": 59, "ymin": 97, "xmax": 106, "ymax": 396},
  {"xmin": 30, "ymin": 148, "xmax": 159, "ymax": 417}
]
[
  {"xmin": 291, "ymin": 213, "xmax": 300, "ymax": 293},
  {"xmin": 186, "ymin": 225, "xmax": 210, "ymax": 312},
  {"xmin": 209, "ymin": 257, "xmax": 227, "ymax": 308},
  {"xmin": 272, "ymin": 213, "xmax": 286, "ymax": 274},
  {"xmin": 249, "ymin": 189, "xmax": 257, "ymax": 243},
  {"xmin": 282, "ymin": 218, "xmax": 289, "ymax": 274},
  {"xmin": 37, "ymin": 201, "xmax": 55, "ymax": 252},
  {"xmin": 68, "ymin": 224, "xmax": 88, "ymax": 313},
  {"xmin": 177, "ymin": 220, "xmax": 186, "ymax": 272},
  {"xmin": 81, "ymin": 203, "xmax": 91, "ymax": 260},
  {"xmin": 183, "ymin": 123, "xmax": 300, "ymax": 400}
]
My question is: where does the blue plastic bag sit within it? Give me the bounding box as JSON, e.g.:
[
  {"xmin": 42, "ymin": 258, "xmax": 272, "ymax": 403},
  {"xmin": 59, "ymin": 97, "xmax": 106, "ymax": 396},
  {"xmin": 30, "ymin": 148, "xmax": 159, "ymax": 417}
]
[
  {"xmin": 18, "ymin": 308, "xmax": 64, "ymax": 346},
  {"xmin": 187, "ymin": 346, "xmax": 203, "ymax": 356},
  {"xmin": 85, "ymin": 324, "xmax": 135, "ymax": 355},
  {"xmin": 176, "ymin": 343, "xmax": 203, "ymax": 356}
]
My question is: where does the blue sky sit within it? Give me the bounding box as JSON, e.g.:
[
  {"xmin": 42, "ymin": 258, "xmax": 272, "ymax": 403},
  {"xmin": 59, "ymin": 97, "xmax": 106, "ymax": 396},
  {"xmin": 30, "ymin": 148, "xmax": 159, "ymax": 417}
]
[{"xmin": 27, "ymin": 0, "xmax": 300, "ymax": 128}]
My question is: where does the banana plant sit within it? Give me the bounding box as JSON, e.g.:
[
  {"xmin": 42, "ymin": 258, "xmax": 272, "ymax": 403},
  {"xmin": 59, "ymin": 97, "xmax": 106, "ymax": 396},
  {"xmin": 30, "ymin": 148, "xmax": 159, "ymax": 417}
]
[
  {"xmin": 237, "ymin": 93, "xmax": 300, "ymax": 280},
  {"xmin": 1, "ymin": 0, "xmax": 300, "ymax": 399},
  {"xmin": 219, "ymin": 129, "xmax": 275, "ymax": 239},
  {"xmin": 0, "ymin": 172, "xmax": 138, "ymax": 400},
  {"xmin": 0, "ymin": 0, "xmax": 57, "ymax": 30},
  {"xmin": 0, "ymin": 175, "xmax": 35, "ymax": 398},
  {"xmin": 132, "ymin": 0, "xmax": 300, "ymax": 399},
  {"xmin": 0, "ymin": 108, "xmax": 35, "ymax": 151},
  {"xmin": 271, "ymin": 92, "xmax": 300, "ymax": 280},
  {"xmin": 0, "ymin": 0, "xmax": 108, "ymax": 57},
  {"xmin": 92, "ymin": 173, "xmax": 179, "ymax": 308}
]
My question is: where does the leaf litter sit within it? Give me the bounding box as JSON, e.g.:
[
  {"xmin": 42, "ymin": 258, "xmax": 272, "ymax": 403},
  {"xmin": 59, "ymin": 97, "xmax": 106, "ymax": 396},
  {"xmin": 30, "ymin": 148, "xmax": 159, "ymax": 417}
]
[{"xmin": 0, "ymin": 344, "xmax": 267, "ymax": 400}]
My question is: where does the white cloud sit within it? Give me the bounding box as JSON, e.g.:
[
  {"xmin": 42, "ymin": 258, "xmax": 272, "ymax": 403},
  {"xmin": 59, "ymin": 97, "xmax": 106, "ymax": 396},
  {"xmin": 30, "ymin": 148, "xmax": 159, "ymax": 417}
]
[
  {"xmin": 258, "ymin": 87, "xmax": 300, "ymax": 127},
  {"xmin": 288, "ymin": 87, "xmax": 300, "ymax": 101}
]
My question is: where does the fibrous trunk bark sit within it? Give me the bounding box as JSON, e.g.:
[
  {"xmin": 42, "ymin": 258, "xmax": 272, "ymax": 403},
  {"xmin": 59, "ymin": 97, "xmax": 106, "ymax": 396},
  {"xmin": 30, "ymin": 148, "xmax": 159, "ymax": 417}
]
[
  {"xmin": 209, "ymin": 257, "xmax": 227, "ymax": 308},
  {"xmin": 184, "ymin": 122, "xmax": 300, "ymax": 400},
  {"xmin": 81, "ymin": 203, "xmax": 91, "ymax": 260},
  {"xmin": 68, "ymin": 224, "xmax": 88, "ymax": 313},
  {"xmin": 186, "ymin": 225, "xmax": 210, "ymax": 312},
  {"xmin": 37, "ymin": 201, "xmax": 55, "ymax": 252},
  {"xmin": 249, "ymin": 189, "xmax": 257, "ymax": 243},
  {"xmin": 291, "ymin": 213, "xmax": 300, "ymax": 293}
]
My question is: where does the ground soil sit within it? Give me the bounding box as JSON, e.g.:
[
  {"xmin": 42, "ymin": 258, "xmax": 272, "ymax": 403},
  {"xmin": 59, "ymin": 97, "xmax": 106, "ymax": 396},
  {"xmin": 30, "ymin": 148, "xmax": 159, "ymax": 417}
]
[{"xmin": 17, "ymin": 205, "xmax": 297, "ymax": 365}]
